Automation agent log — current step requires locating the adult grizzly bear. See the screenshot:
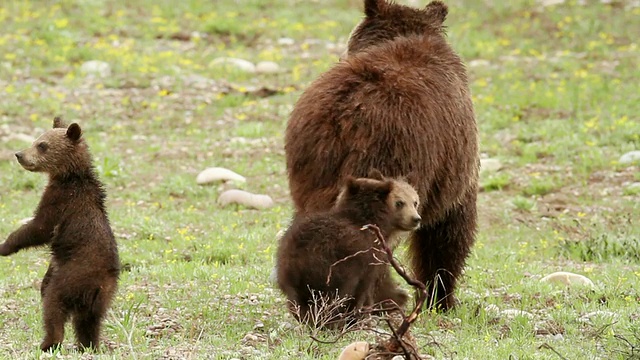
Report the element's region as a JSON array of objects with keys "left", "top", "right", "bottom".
[
  {"left": 277, "top": 171, "right": 421, "bottom": 327},
  {"left": 285, "top": 0, "right": 478, "bottom": 311},
  {"left": 0, "top": 117, "right": 120, "bottom": 351}
]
